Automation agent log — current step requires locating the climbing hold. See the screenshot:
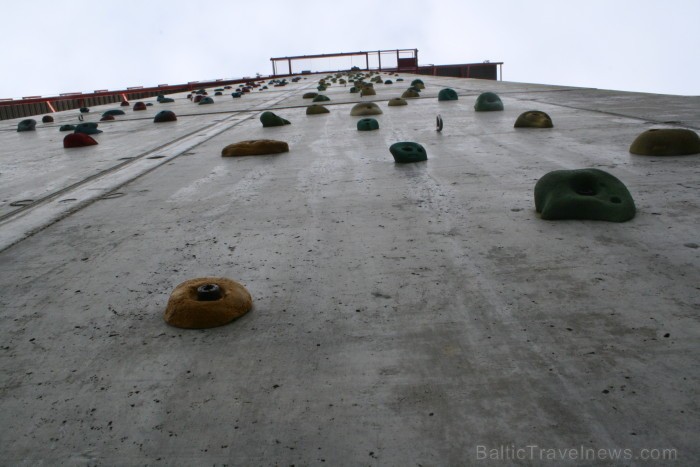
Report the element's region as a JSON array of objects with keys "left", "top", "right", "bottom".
[
  {"left": 59, "top": 124, "right": 76, "bottom": 132},
  {"left": 146, "top": 103, "right": 153, "bottom": 106},
  {"left": 401, "top": 89, "right": 420, "bottom": 99},
  {"left": 438, "top": 88, "right": 458, "bottom": 101},
  {"left": 534, "top": 168, "right": 635, "bottom": 222},
  {"left": 410, "top": 79, "right": 425, "bottom": 88},
  {"left": 474, "top": 92, "right": 504, "bottom": 111},
  {"left": 79, "top": 107, "right": 90, "bottom": 113},
  {"left": 63, "top": 132, "right": 98, "bottom": 148},
  {"left": 158, "top": 97, "right": 174, "bottom": 103},
  {"left": 154, "top": 110, "right": 177, "bottom": 123},
  {"left": 102, "top": 109, "right": 125, "bottom": 117},
  {"left": 133, "top": 102, "right": 147, "bottom": 111},
  {"left": 350, "top": 102, "right": 382, "bottom": 116},
  {"left": 349, "top": 87, "right": 359, "bottom": 93},
  {"left": 357, "top": 118, "right": 379, "bottom": 131},
  {"left": 214, "top": 88, "right": 224, "bottom": 92},
  {"left": 384, "top": 80, "right": 393, "bottom": 85},
  {"left": 42, "top": 115, "right": 54, "bottom": 123},
  {"left": 74, "top": 122, "right": 102, "bottom": 135},
  {"left": 100, "top": 115, "right": 115, "bottom": 121},
  {"left": 193, "top": 95, "right": 204, "bottom": 103},
  {"left": 306, "top": 105, "right": 330, "bottom": 115},
  {"left": 629, "top": 129, "right": 700, "bottom": 156},
  {"left": 17, "top": 119, "right": 37, "bottom": 132},
  {"left": 195, "top": 89, "right": 207, "bottom": 95},
  {"left": 390, "top": 142, "right": 427, "bottom": 163},
  {"left": 361, "top": 87, "right": 376, "bottom": 96},
  {"left": 215, "top": 91, "right": 223, "bottom": 96},
  {"left": 388, "top": 97, "right": 408, "bottom": 106},
  {"left": 407, "top": 86, "right": 422, "bottom": 93},
  {"left": 396, "top": 78, "right": 404, "bottom": 82},
  {"left": 221, "top": 139, "right": 289, "bottom": 156},
  {"left": 260, "top": 111, "right": 291, "bottom": 127},
  {"left": 514, "top": 110, "right": 553, "bottom": 128},
  {"left": 313, "top": 94, "right": 331, "bottom": 102},
  {"left": 231, "top": 92, "right": 242, "bottom": 98},
  {"left": 120, "top": 101, "right": 130, "bottom": 107},
  {"left": 436, "top": 115, "right": 443, "bottom": 132},
  {"left": 303, "top": 92, "right": 319, "bottom": 99},
  {"left": 198, "top": 97, "right": 214, "bottom": 105},
  {"left": 163, "top": 277, "right": 252, "bottom": 329},
  {"left": 317, "top": 85, "right": 327, "bottom": 91}
]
